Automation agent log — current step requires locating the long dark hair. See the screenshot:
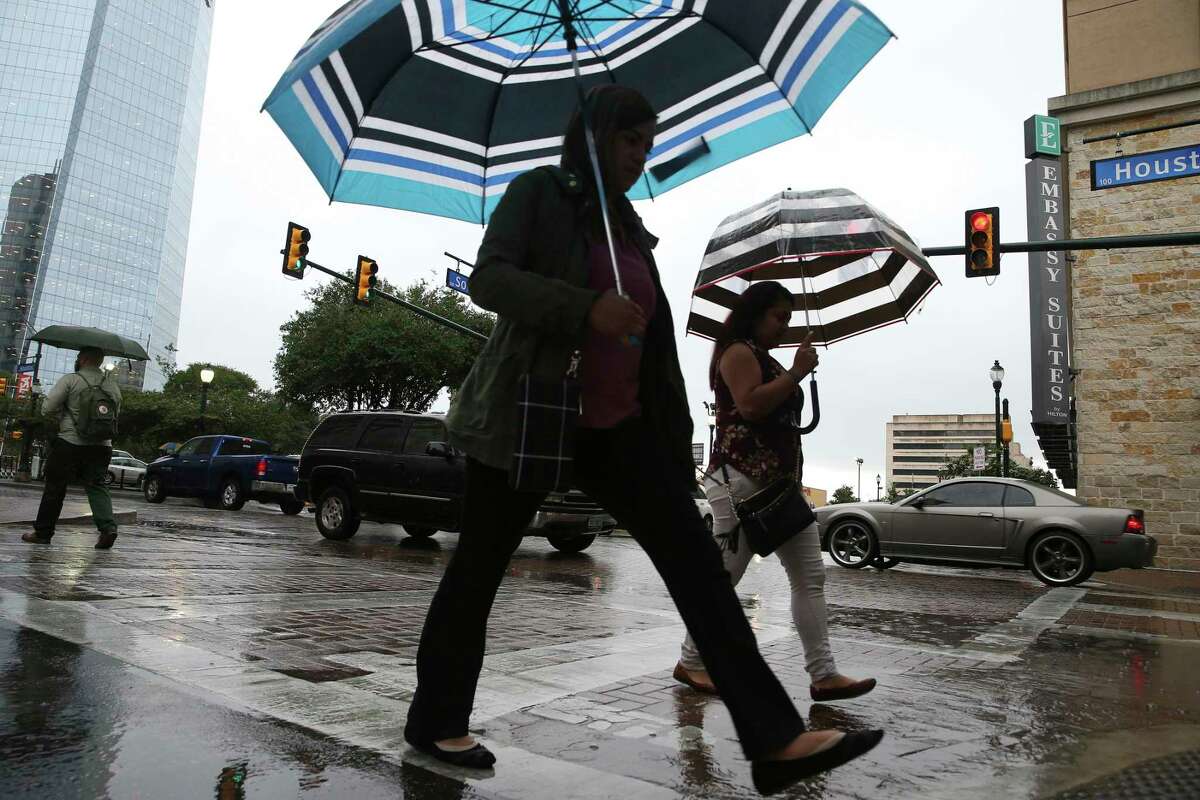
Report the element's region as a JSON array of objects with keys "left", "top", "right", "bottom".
[
  {"left": 561, "top": 85, "right": 655, "bottom": 238},
  {"left": 709, "top": 281, "right": 793, "bottom": 389}
]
